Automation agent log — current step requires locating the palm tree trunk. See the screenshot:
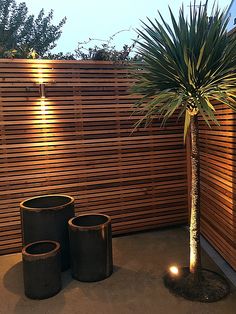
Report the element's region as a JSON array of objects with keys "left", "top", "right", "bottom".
[{"left": 189, "top": 114, "right": 201, "bottom": 280}]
